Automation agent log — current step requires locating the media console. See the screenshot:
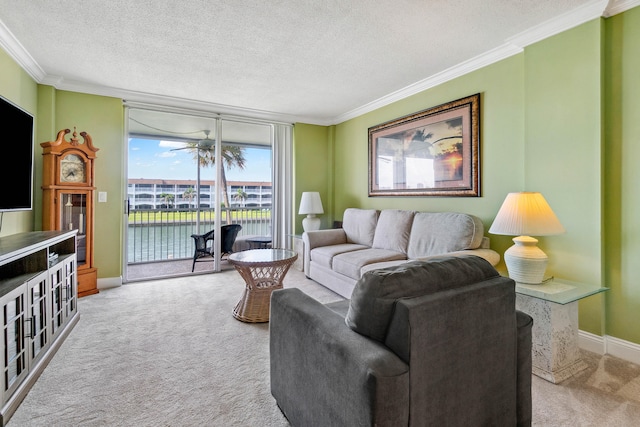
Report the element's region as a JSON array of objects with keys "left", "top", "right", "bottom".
[{"left": 0, "top": 230, "right": 79, "bottom": 425}]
